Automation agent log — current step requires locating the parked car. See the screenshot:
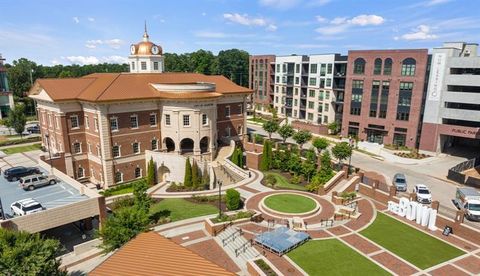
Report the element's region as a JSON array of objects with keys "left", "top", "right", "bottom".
[
  {"left": 392, "top": 173, "right": 408, "bottom": 192},
  {"left": 10, "top": 198, "right": 44, "bottom": 216},
  {"left": 414, "top": 184, "right": 432, "bottom": 204},
  {"left": 3, "top": 166, "right": 41, "bottom": 182},
  {"left": 454, "top": 187, "right": 480, "bottom": 222},
  {"left": 26, "top": 124, "right": 40, "bottom": 134},
  {"left": 19, "top": 174, "right": 57, "bottom": 191}
]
